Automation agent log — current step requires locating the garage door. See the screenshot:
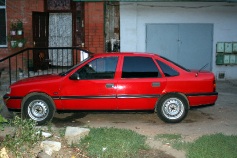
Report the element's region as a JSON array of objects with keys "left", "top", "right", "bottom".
[{"left": 146, "top": 24, "right": 213, "bottom": 70}]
